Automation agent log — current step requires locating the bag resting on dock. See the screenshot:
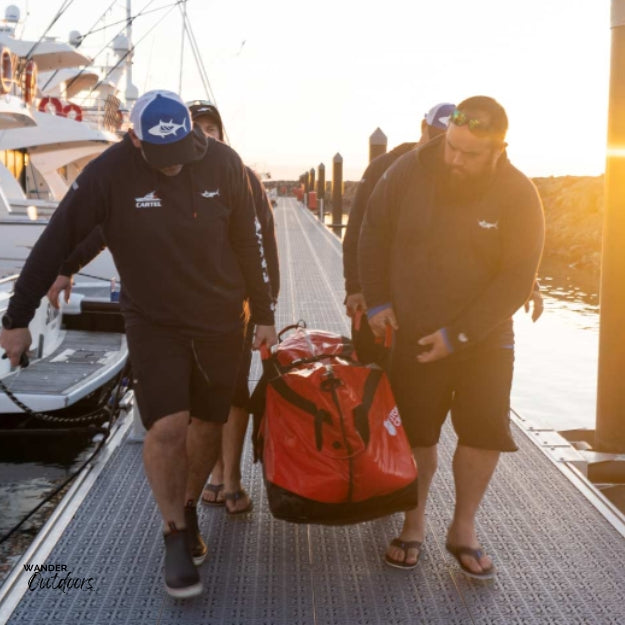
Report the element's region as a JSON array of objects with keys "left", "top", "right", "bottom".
[{"left": 250, "top": 323, "right": 418, "bottom": 525}]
